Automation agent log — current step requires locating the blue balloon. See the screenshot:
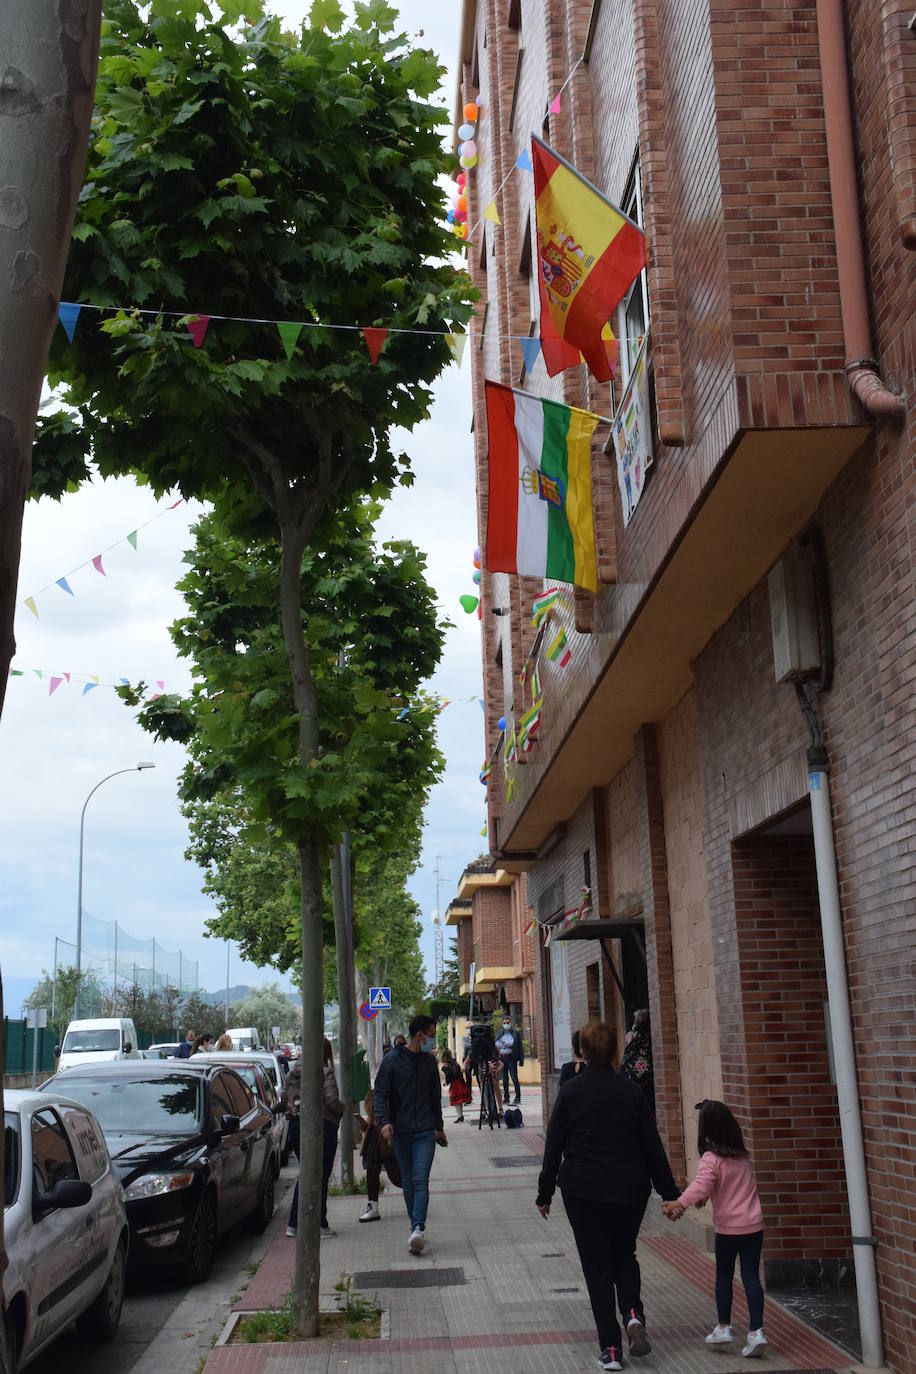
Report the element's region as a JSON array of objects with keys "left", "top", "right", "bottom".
[
  {"left": 446, "top": 209, "right": 454, "bottom": 224},
  {"left": 498, "top": 716, "right": 506, "bottom": 732}
]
